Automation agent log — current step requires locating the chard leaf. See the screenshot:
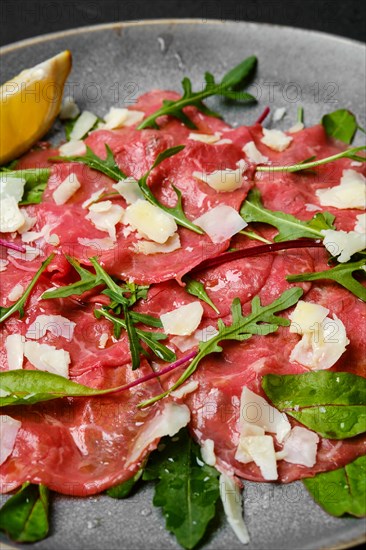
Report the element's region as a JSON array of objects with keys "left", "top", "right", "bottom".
[
  {"left": 0, "top": 483, "right": 49, "bottom": 543},
  {"left": 287, "top": 259, "right": 366, "bottom": 302},
  {"left": 137, "top": 56, "right": 257, "bottom": 130},
  {"left": 51, "top": 144, "right": 126, "bottom": 181},
  {"left": 262, "top": 371, "right": 366, "bottom": 439},
  {"left": 303, "top": 455, "right": 366, "bottom": 517},
  {"left": 182, "top": 275, "right": 220, "bottom": 313},
  {"left": 0, "top": 254, "right": 54, "bottom": 324},
  {"left": 143, "top": 429, "right": 220, "bottom": 550},
  {"left": 240, "top": 188, "right": 335, "bottom": 242},
  {"left": 106, "top": 469, "right": 144, "bottom": 499},
  {"left": 322, "top": 109, "right": 358, "bottom": 144},
  {"left": 139, "top": 287, "right": 303, "bottom": 408}
]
